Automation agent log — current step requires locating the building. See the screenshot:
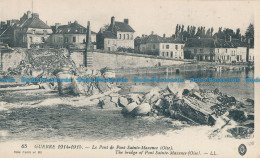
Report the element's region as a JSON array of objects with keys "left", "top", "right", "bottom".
[
  {"left": 215, "top": 38, "right": 248, "bottom": 63},
  {"left": 0, "top": 19, "right": 19, "bottom": 47},
  {"left": 0, "top": 11, "right": 52, "bottom": 48},
  {"left": 139, "top": 34, "right": 161, "bottom": 55},
  {"left": 249, "top": 48, "right": 254, "bottom": 62},
  {"left": 96, "top": 16, "right": 135, "bottom": 51},
  {"left": 184, "top": 38, "right": 215, "bottom": 61},
  {"left": 159, "top": 36, "right": 184, "bottom": 59},
  {"left": 138, "top": 33, "right": 184, "bottom": 59},
  {"left": 50, "top": 21, "right": 97, "bottom": 49}
]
